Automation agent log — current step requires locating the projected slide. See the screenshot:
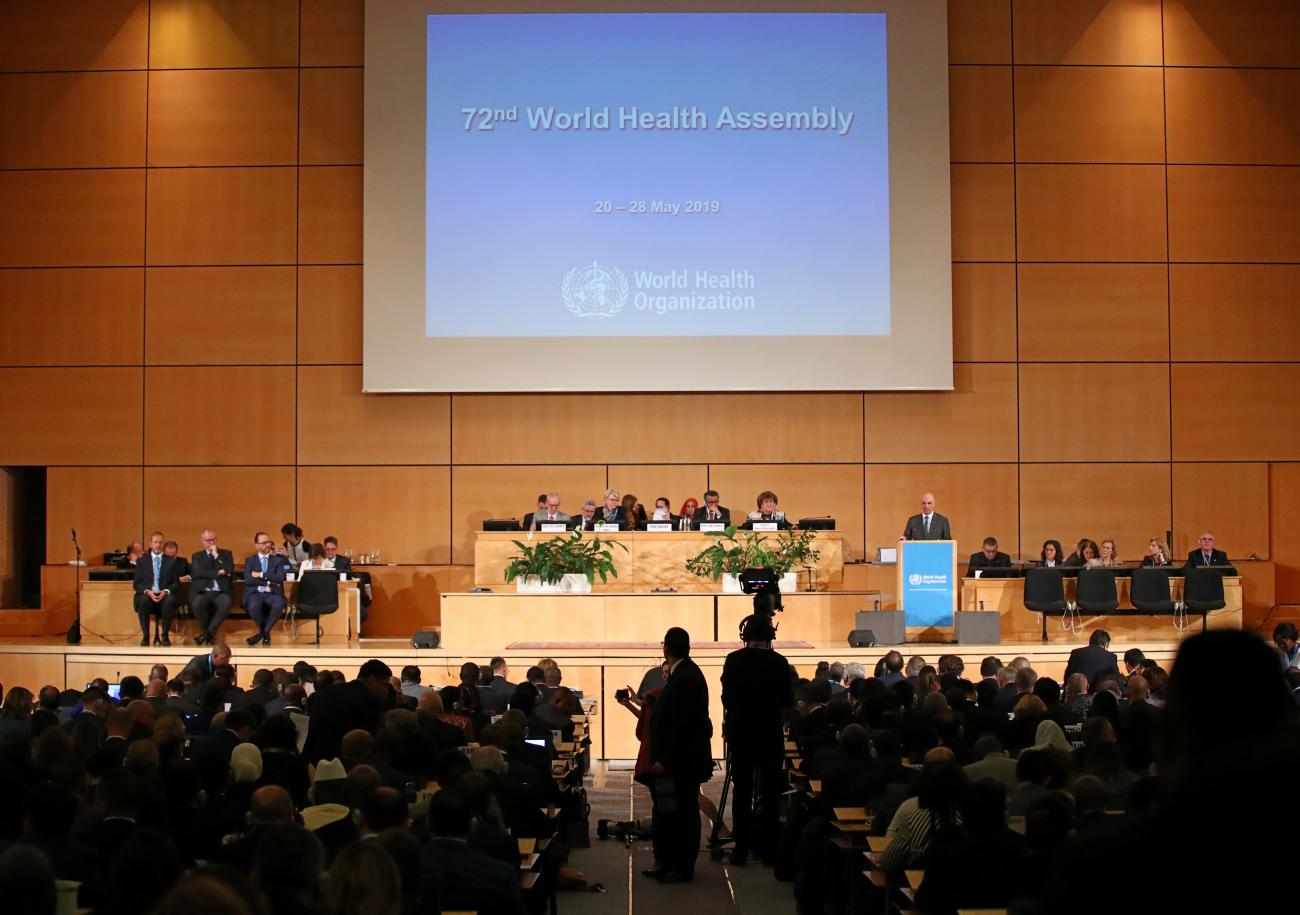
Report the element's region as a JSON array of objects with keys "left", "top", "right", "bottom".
[{"left": 425, "top": 13, "right": 889, "bottom": 338}]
